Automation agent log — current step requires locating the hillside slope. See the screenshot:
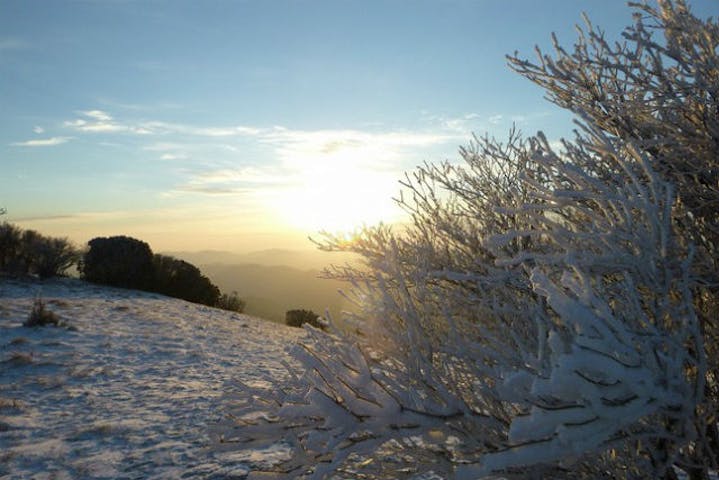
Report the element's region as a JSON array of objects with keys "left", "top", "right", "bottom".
[{"left": 0, "top": 277, "right": 300, "bottom": 479}]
